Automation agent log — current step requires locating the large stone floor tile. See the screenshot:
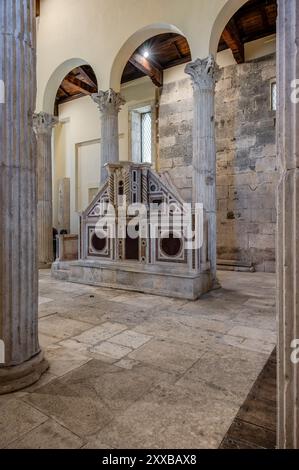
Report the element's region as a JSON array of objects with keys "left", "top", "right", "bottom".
[
  {"left": 39, "top": 314, "right": 92, "bottom": 340},
  {"left": 72, "top": 322, "right": 127, "bottom": 346},
  {"left": 109, "top": 330, "right": 152, "bottom": 349},
  {"left": 128, "top": 338, "right": 205, "bottom": 373},
  {"left": 8, "top": 419, "right": 83, "bottom": 449},
  {"left": 0, "top": 399, "right": 48, "bottom": 448},
  {"left": 23, "top": 360, "right": 176, "bottom": 438},
  {"left": 134, "top": 316, "right": 220, "bottom": 348},
  {"left": 90, "top": 341, "right": 132, "bottom": 360},
  {"left": 58, "top": 306, "right": 107, "bottom": 326},
  {"left": 234, "top": 310, "right": 276, "bottom": 331},
  {"left": 93, "top": 381, "right": 240, "bottom": 449},
  {"left": 39, "top": 332, "right": 59, "bottom": 348},
  {"left": 177, "top": 343, "right": 269, "bottom": 401},
  {"left": 227, "top": 325, "right": 276, "bottom": 344},
  {"left": 46, "top": 346, "right": 92, "bottom": 377}
]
